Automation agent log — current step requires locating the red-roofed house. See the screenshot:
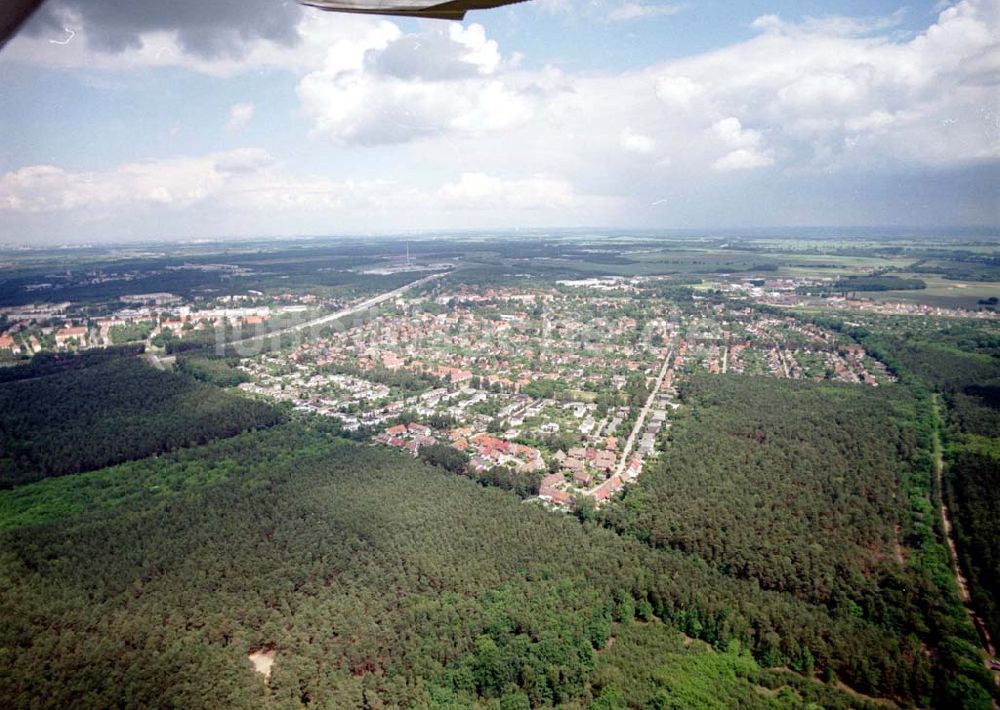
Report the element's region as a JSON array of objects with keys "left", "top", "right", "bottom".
[
  {"left": 55, "top": 326, "right": 88, "bottom": 347},
  {"left": 382, "top": 352, "right": 405, "bottom": 370},
  {"left": 407, "top": 423, "right": 432, "bottom": 437},
  {"left": 538, "top": 473, "right": 564, "bottom": 501},
  {"left": 434, "top": 365, "right": 472, "bottom": 382},
  {"left": 0, "top": 331, "right": 19, "bottom": 354}
]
